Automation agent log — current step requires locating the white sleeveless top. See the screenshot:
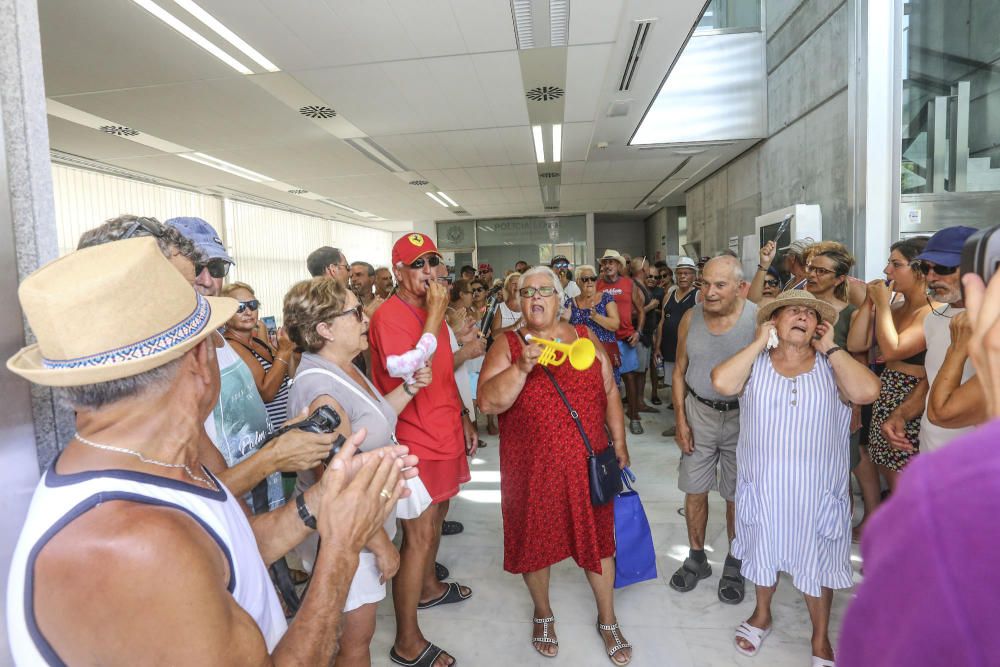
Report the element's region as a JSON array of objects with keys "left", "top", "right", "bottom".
[{"left": 7, "top": 455, "right": 287, "bottom": 664}]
